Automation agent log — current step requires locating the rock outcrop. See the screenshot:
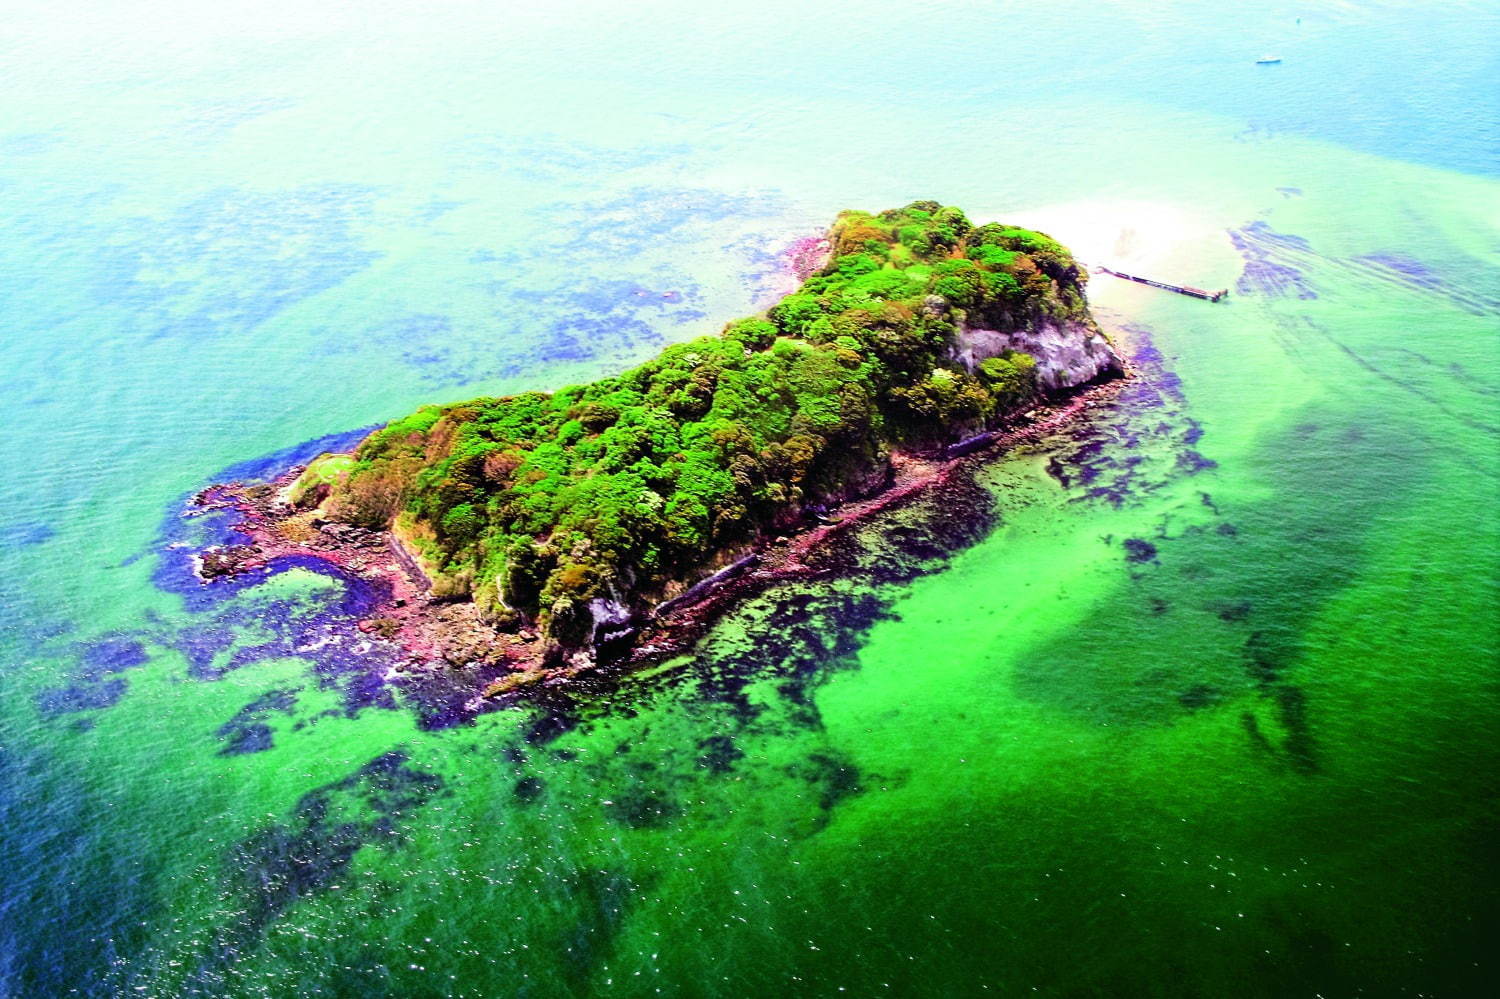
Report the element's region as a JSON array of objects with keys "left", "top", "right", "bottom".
[{"left": 953, "top": 319, "right": 1122, "bottom": 392}]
